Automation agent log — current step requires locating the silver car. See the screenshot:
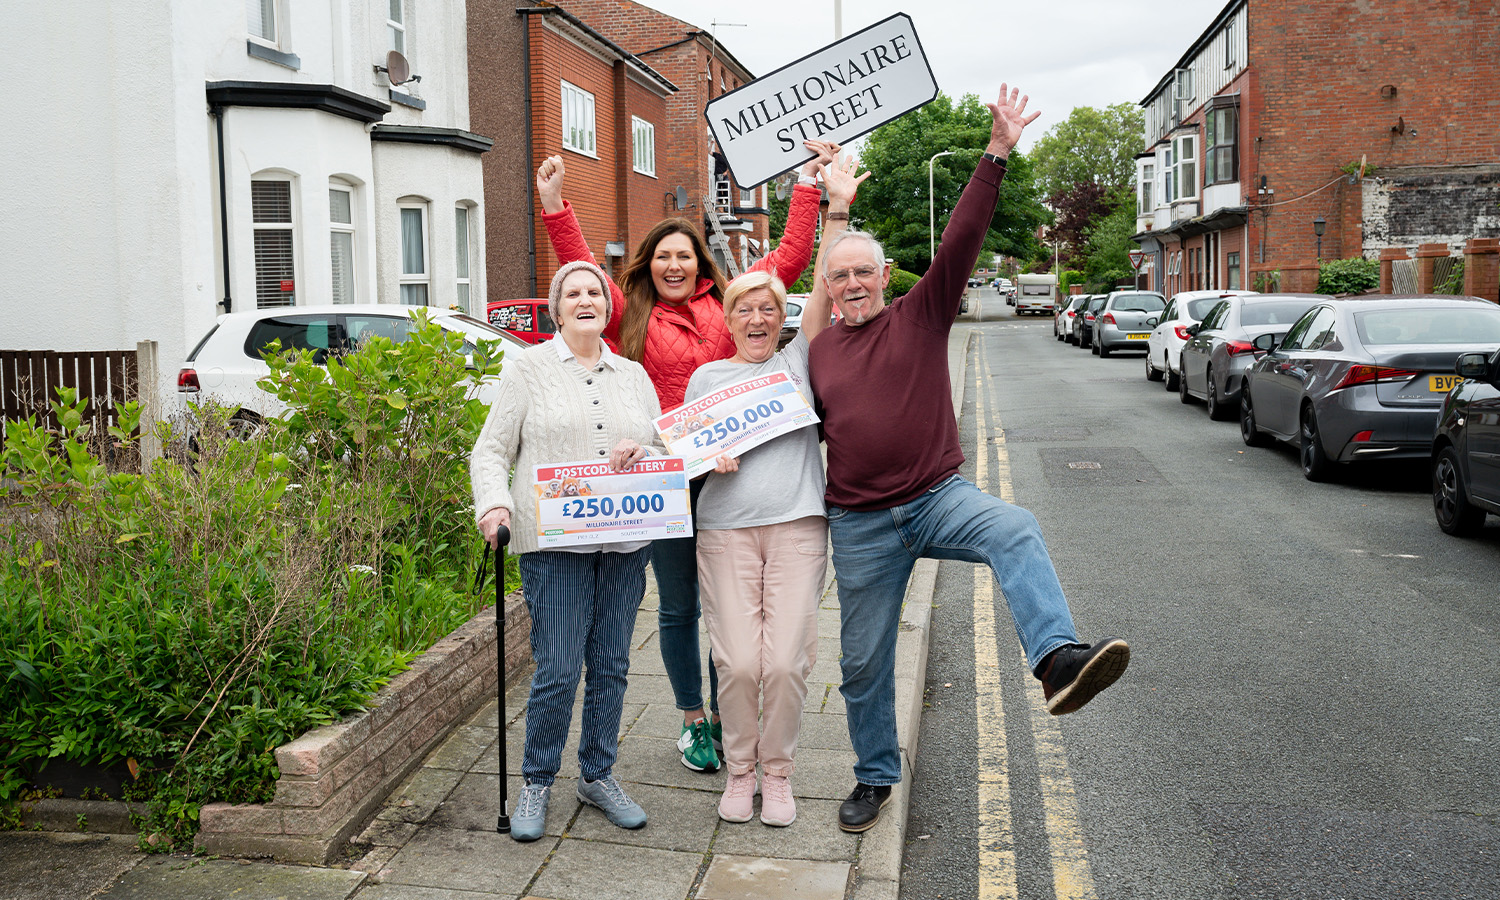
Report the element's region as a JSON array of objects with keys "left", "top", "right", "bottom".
[
  {"left": 1240, "top": 295, "right": 1500, "bottom": 481},
  {"left": 1178, "top": 293, "right": 1327, "bottom": 420},
  {"left": 1092, "top": 291, "right": 1165, "bottom": 357}
]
